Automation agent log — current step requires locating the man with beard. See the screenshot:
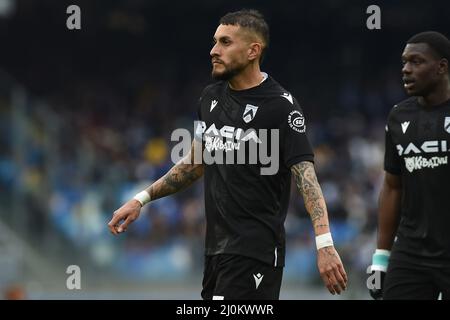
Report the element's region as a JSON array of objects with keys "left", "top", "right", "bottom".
[
  {"left": 108, "top": 9, "right": 347, "bottom": 300},
  {"left": 370, "top": 31, "right": 450, "bottom": 300}
]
